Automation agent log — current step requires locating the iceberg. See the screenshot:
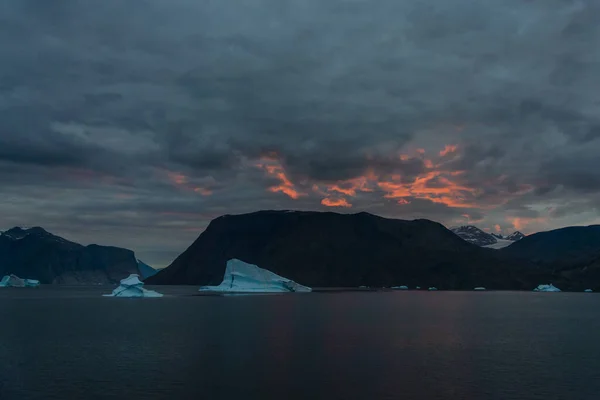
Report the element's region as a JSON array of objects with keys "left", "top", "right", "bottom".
[
  {"left": 428, "top": 287, "right": 438, "bottom": 291},
  {"left": 474, "top": 287, "right": 486, "bottom": 291},
  {"left": 104, "top": 274, "right": 163, "bottom": 297},
  {"left": 24, "top": 279, "right": 40, "bottom": 287},
  {"left": 584, "top": 289, "right": 593, "bottom": 292},
  {"left": 533, "top": 284, "right": 561, "bottom": 292},
  {"left": 392, "top": 285, "right": 409, "bottom": 290},
  {"left": 199, "top": 259, "right": 312, "bottom": 293},
  {"left": 416, "top": 286, "right": 421, "bottom": 289},
  {"left": 0, "top": 274, "right": 39, "bottom": 287}
]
